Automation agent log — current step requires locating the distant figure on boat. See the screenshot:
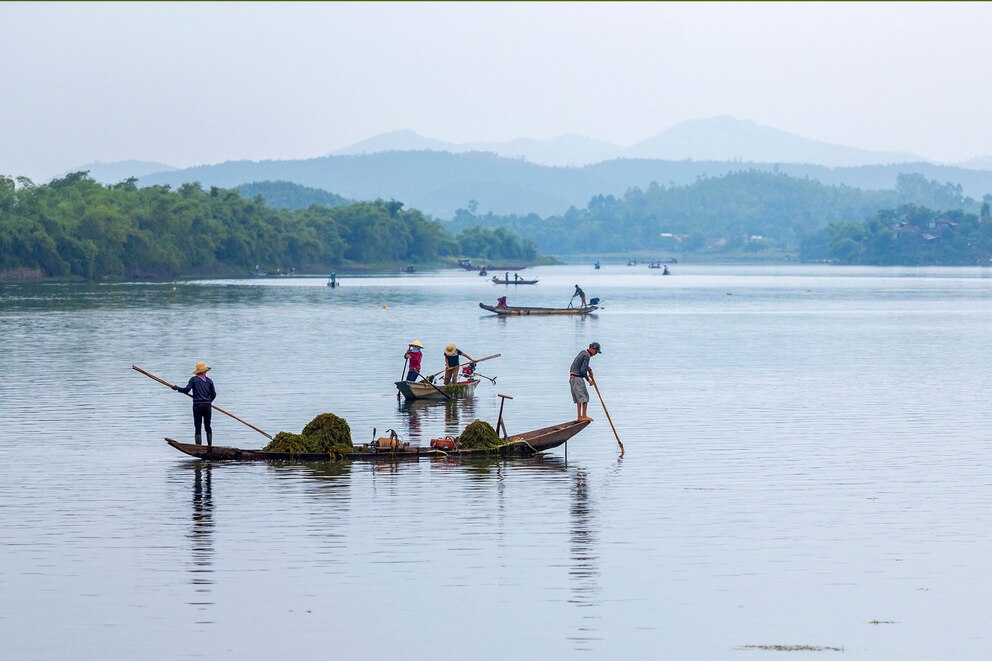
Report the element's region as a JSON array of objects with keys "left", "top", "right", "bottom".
[
  {"left": 404, "top": 340, "right": 424, "bottom": 381},
  {"left": 505, "top": 272, "right": 510, "bottom": 283},
  {"left": 662, "top": 265, "right": 670, "bottom": 275},
  {"left": 479, "top": 268, "right": 488, "bottom": 276},
  {"left": 514, "top": 273, "right": 521, "bottom": 283},
  {"left": 172, "top": 361, "right": 217, "bottom": 447},
  {"left": 497, "top": 295, "right": 508, "bottom": 308},
  {"left": 443, "top": 343, "right": 476, "bottom": 386},
  {"left": 569, "top": 342, "right": 601, "bottom": 422},
  {"left": 404, "top": 265, "right": 415, "bottom": 273},
  {"left": 572, "top": 284, "right": 587, "bottom": 307},
  {"left": 594, "top": 261, "right": 601, "bottom": 270},
  {"left": 327, "top": 272, "right": 337, "bottom": 287}
]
